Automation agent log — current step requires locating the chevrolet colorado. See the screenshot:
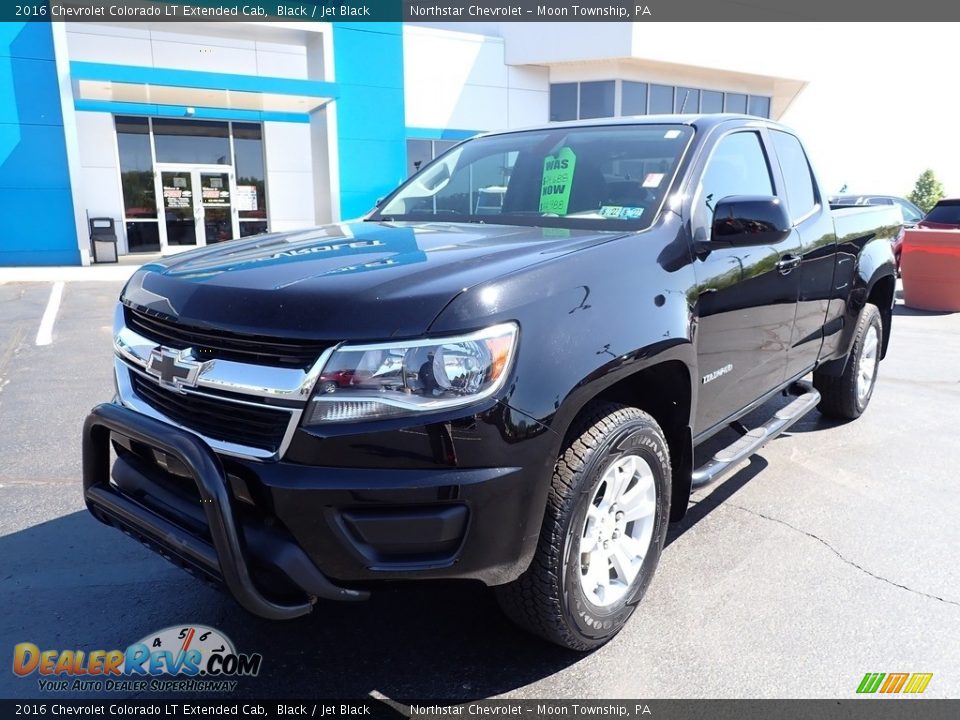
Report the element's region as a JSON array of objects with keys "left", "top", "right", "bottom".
[{"left": 83, "top": 115, "right": 900, "bottom": 650}]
